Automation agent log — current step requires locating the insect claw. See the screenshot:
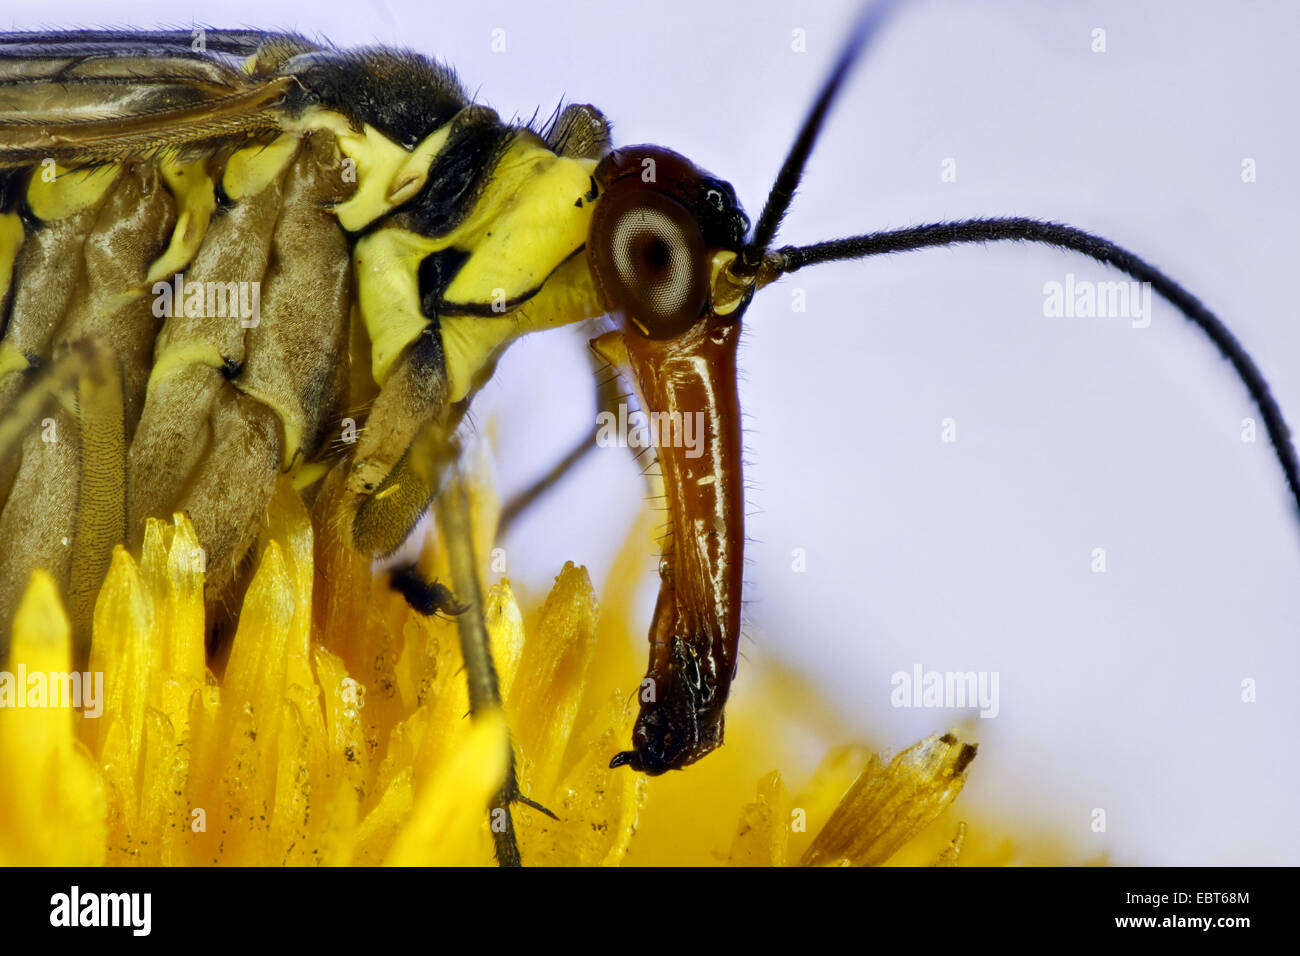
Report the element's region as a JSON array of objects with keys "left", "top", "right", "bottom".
[
  {"left": 512, "top": 791, "right": 560, "bottom": 821},
  {"left": 608, "top": 751, "right": 638, "bottom": 770},
  {"left": 388, "top": 564, "right": 468, "bottom": 619}
]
